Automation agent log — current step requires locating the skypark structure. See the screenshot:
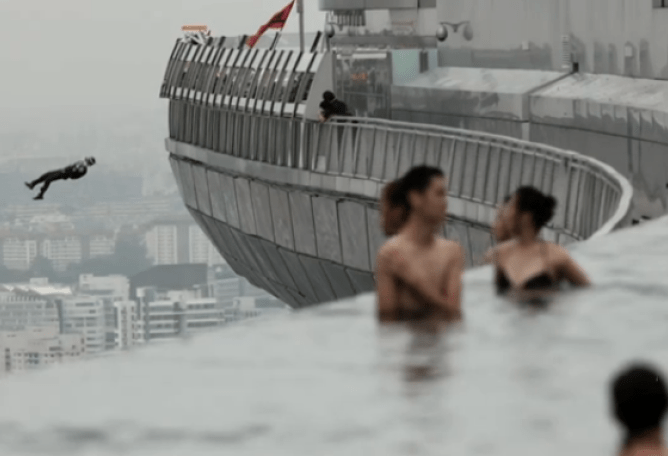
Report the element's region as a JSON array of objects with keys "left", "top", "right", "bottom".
[{"left": 159, "top": 1, "right": 640, "bottom": 308}]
